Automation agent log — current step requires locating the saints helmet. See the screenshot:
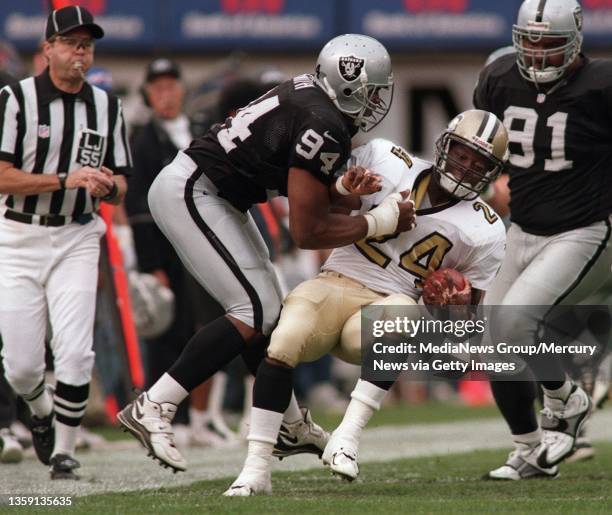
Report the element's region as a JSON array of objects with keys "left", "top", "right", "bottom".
[
  {"left": 315, "top": 34, "right": 393, "bottom": 132},
  {"left": 434, "top": 110, "right": 509, "bottom": 201},
  {"left": 512, "top": 0, "right": 583, "bottom": 84}
]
